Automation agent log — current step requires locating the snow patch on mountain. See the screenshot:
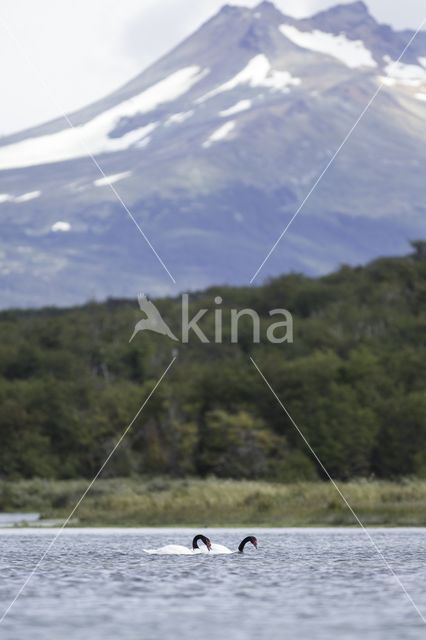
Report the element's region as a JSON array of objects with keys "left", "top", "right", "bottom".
[
  {"left": 220, "top": 100, "right": 252, "bottom": 117},
  {"left": 165, "top": 111, "right": 194, "bottom": 125},
  {"left": 202, "top": 121, "right": 236, "bottom": 148},
  {"left": 198, "top": 55, "right": 300, "bottom": 103},
  {"left": 94, "top": 171, "right": 132, "bottom": 187},
  {"left": 14, "top": 191, "right": 41, "bottom": 202},
  {"left": 415, "top": 92, "right": 426, "bottom": 102},
  {"left": 51, "top": 221, "right": 71, "bottom": 232},
  {"left": 279, "top": 24, "right": 377, "bottom": 69},
  {"left": 0, "top": 191, "right": 41, "bottom": 203},
  {"left": 135, "top": 135, "right": 153, "bottom": 149},
  {"left": 382, "top": 57, "right": 426, "bottom": 87},
  {"left": 0, "top": 67, "right": 206, "bottom": 170}
]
